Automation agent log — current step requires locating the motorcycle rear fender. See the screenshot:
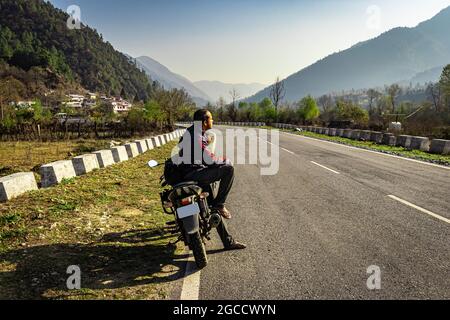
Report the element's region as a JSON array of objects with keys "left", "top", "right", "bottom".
[{"left": 181, "top": 214, "right": 200, "bottom": 234}]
